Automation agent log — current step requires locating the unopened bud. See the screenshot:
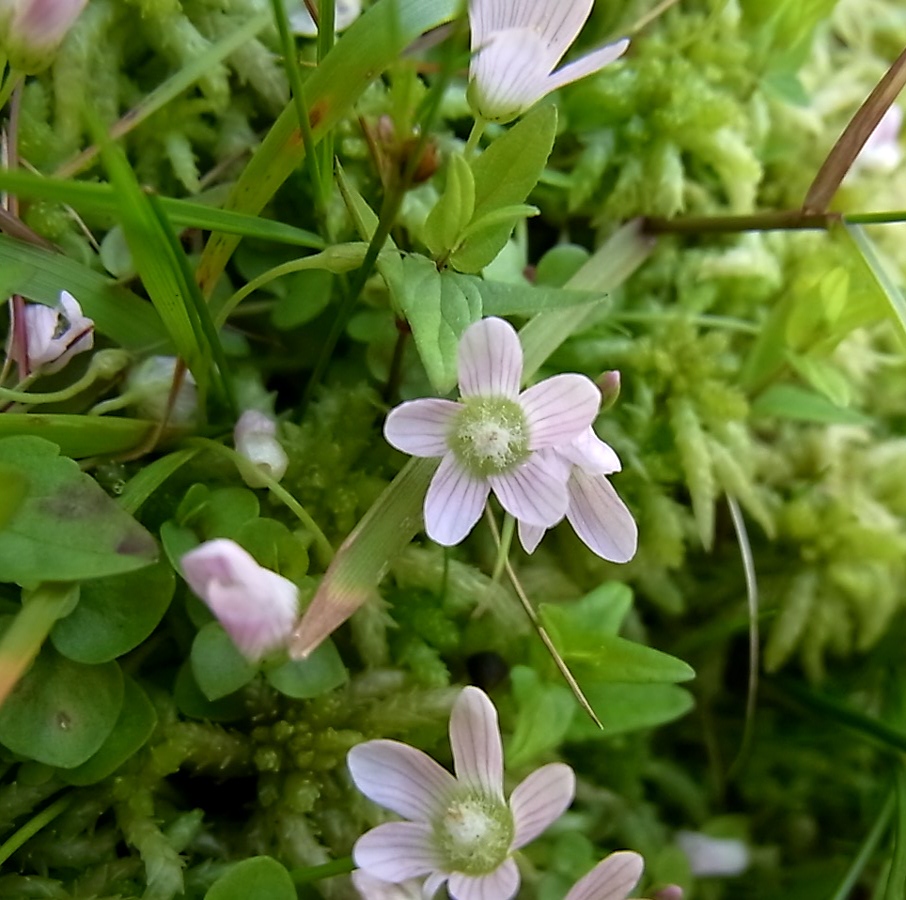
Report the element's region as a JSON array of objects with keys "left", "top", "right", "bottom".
[
  {"left": 651, "top": 886, "right": 685, "bottom": 900},
  {"left": 88, "top": 349, "right": 131, "bottom": 380},
  {"left": 234, "top": 410, "right": 289, "bottom": 489},
  {"left": 127, "top": 356, "right": 197, "bottom": 425},
  {"left": 596, "top": 370, "right": 621, "bottom": 410},
  {"left": 1, "top": 0, "right": 88, "bottom": 74}
]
